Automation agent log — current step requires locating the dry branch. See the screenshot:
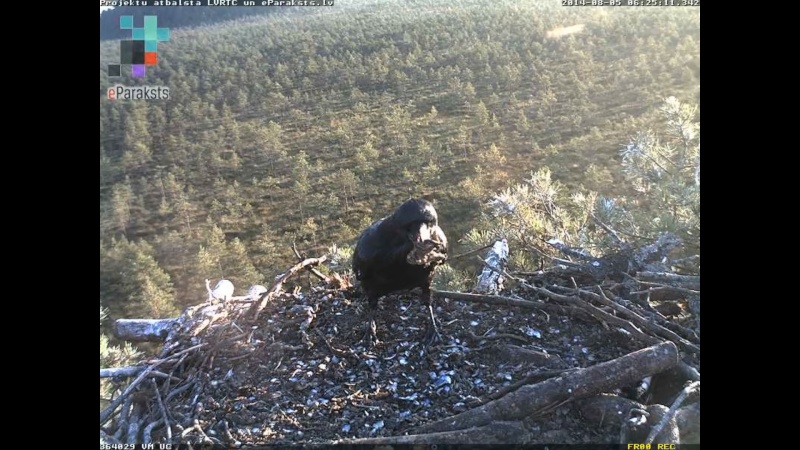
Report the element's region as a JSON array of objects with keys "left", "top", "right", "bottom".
[
  {"left": 449, "top": 242, "right": 494, "bottom": 260},
  {"left": 151, "top": 378, "right": 172, "bottom": 442},
  {"left": 583, "top": 286, "right": 700, "bottom": 354},
  {"left": 292, "top": 241, "right": 330, "bottom": 283},
  {"left": 522, "top": 282, "right": 661, "bottom": 344},
  {"left": 338, "top": 420, "right": 531, "bottom": 445},
  {"left": 100, "top": 366, "right": 145, "bottom": 378},
  {"left": 410, "top": 342, "right": 678, "bottom": 435},
  {"left": 634, "top": 280, "right": 699, "bottom": 295},
  {"left": 249, "top": 255, "right": 327, "bottom": 320},
  {"left": 100, "top": 366, "right": 179, "bottom": 382},
  {"left": 100, "top": 343, "right": 207, "bottom": 427},
  {"left": 522, "top": 282, "right": 700, "bottom": 356},
  {"left": 471, "top": 369, "right": 577, "bottom": 407},
  {"left": 638, "top": 271, "right": 700, "bottom": 286},
  {"left": 434, "top": 290, "right": 543, "bottom": 309}
]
